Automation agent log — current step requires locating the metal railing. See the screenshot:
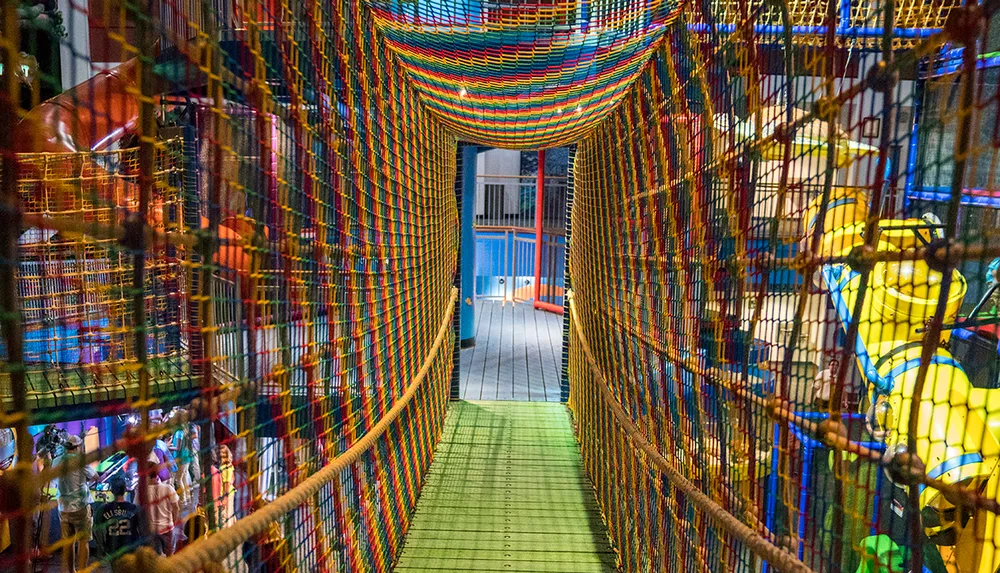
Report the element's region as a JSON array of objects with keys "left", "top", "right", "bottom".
[
  {"left": 473, "top": 226, "right": 566, "bottom": 304},
  {"left": 473, "top": 228, "right": 536, "bottom": 301},
  {"left": 474, "top": 174, "right": 567, "bottom": 231},
  {"left": 473, "top": 174, "right": 568, "bottom": 305}
]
